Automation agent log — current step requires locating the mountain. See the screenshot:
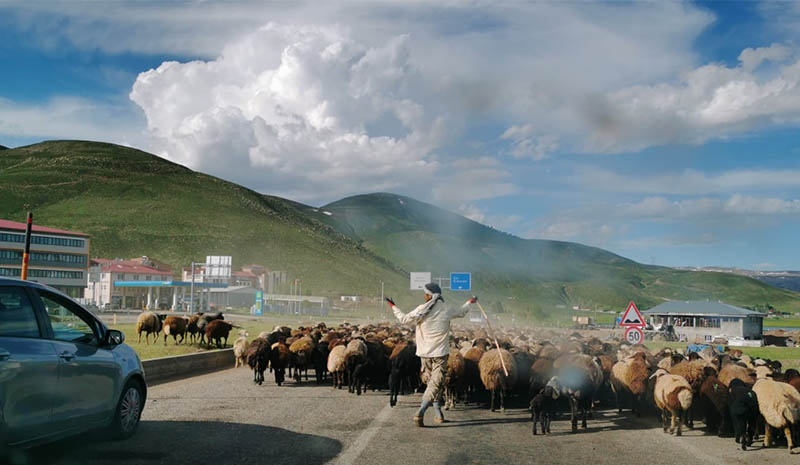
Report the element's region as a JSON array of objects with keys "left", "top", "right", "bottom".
[
  {"left": 678, "top": 267, "right": 800, "bottom": 293},
  {"left": 321, "top": 193, "right": 800, "bottom": 312},
  {"left": 0, "top": 145, "right": 7, "bottom": 150},
  {"left": 0, "top": 141, "right": 406, "bottom": 296},
  {"left": 1, "top": 140, "right": 799, "bottom": 313}
]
